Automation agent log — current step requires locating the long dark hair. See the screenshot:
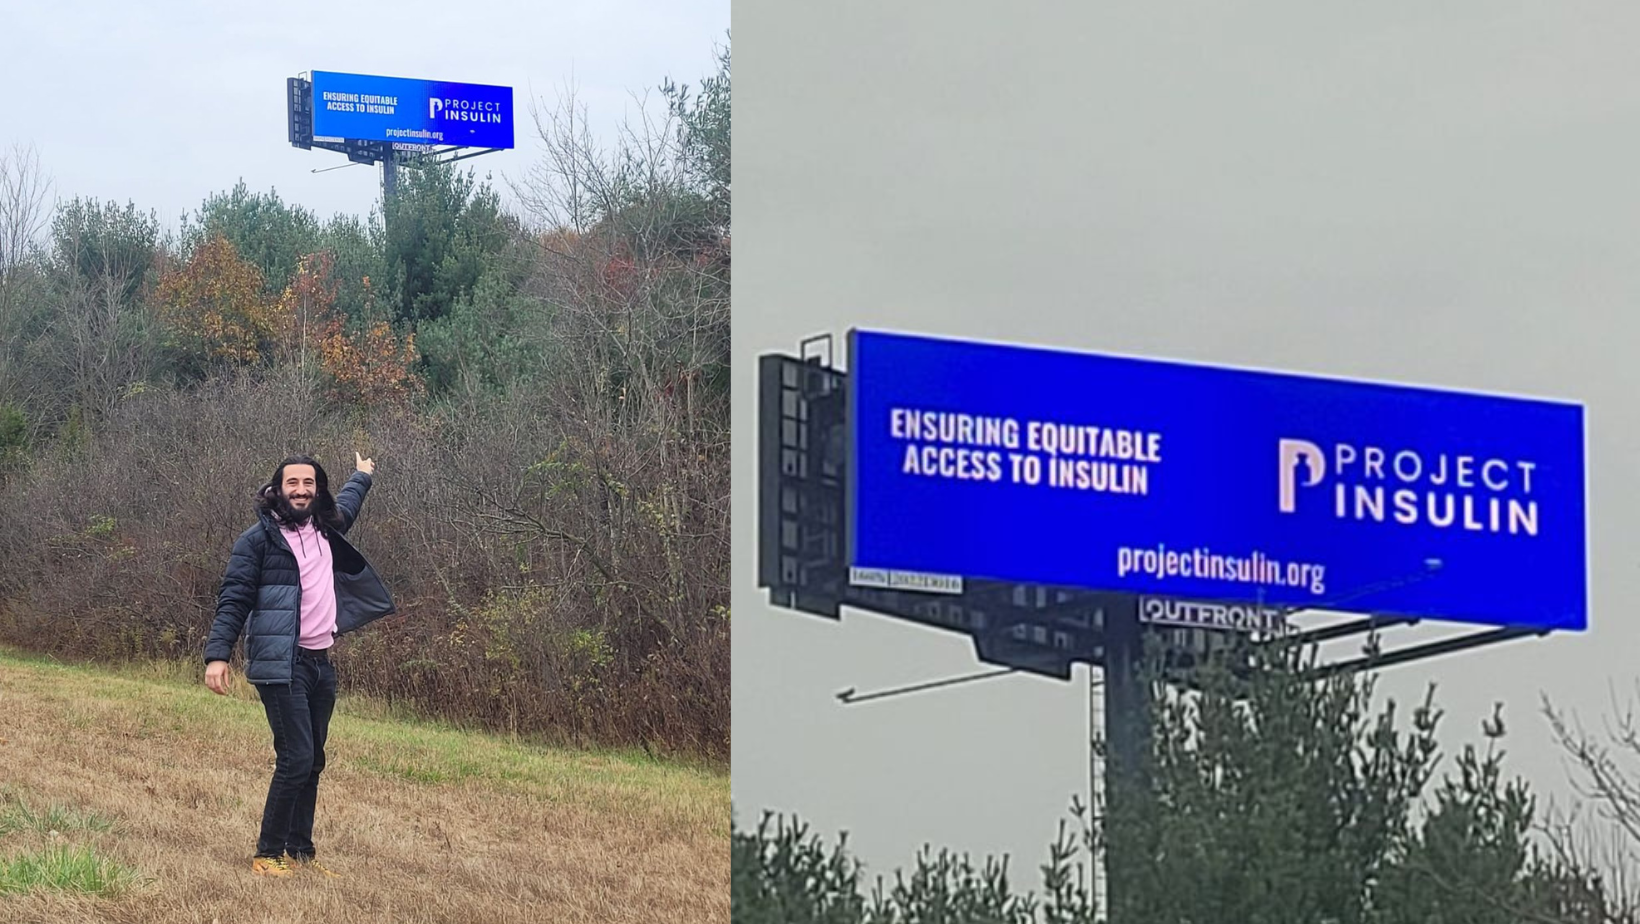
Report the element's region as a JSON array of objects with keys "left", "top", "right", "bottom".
[{"left": 258, "top": 454, "right": 345, "bottom": 534}]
